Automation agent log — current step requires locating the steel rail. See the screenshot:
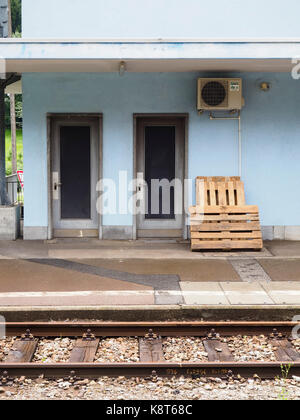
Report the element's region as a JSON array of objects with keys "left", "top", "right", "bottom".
[
  {"left": 2, "top": 321, "right": 298, "bottom": 338},
  {"left": 1, "top": 362, "right": 299, "bottom": 380}
]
